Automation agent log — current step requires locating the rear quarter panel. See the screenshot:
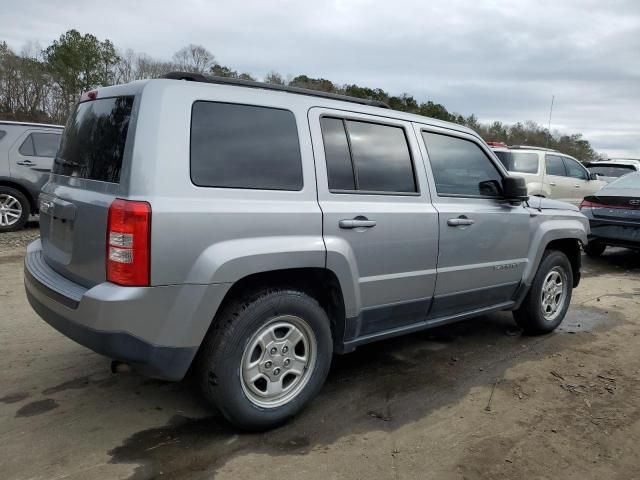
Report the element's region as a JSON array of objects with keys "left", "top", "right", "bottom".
[{"left": 129, "top": 81, "right": 325, "bottom": 287}]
